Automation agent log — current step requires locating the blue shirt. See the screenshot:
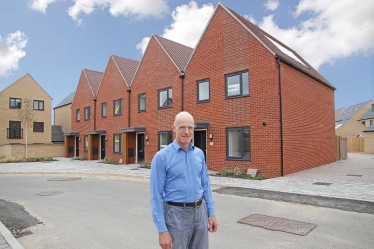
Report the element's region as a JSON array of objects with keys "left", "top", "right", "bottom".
[{"left": 150, "top": 140, "right": 215, "bottom": 233}]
